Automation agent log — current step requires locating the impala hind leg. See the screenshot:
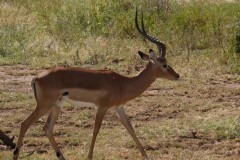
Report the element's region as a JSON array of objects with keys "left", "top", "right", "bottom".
[
  {"left": 43, "top": 105, "right": 65, "bottom": 160},
  {"left": 87, "top": 107, "right": 108, "bottom": 160},
  {"left": 115, "top": 106, "right": 151, "bottom": 160},
  {"left": 13, "top": 104, "right": 52, "bottom": 160}
]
